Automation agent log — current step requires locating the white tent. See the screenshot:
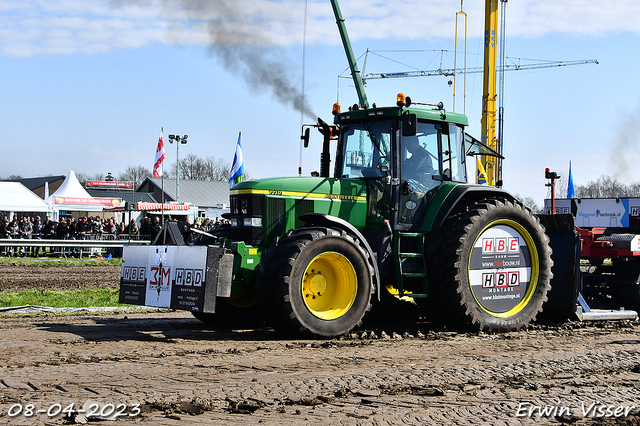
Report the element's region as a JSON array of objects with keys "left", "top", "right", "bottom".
[
  {"left": 0, "top": 182, "right": 52, "bottom": 216},
  {"left": 45, "top": 170, "right": 123, "bottom": 218}
]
